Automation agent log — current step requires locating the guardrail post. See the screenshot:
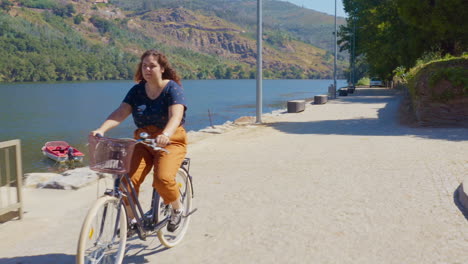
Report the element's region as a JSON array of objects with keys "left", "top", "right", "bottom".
[{"left": 0, "top": 139, "right": 23, "bottom": 221}]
